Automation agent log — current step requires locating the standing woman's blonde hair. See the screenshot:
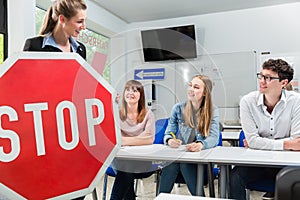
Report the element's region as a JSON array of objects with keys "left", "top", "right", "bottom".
[
  {"left": 39, "top": 0, "right": 87, "bottom": 35},
  {"left": 119, "top": 80, "right": 147, "bottom": 123},
  {"left": 183, "top": 75, "right": 213, "bottom": 137}
]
